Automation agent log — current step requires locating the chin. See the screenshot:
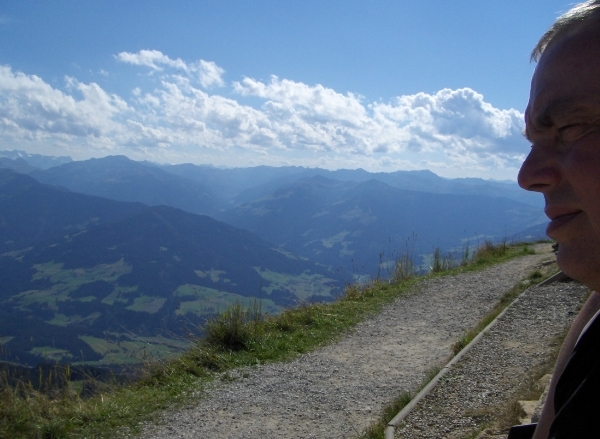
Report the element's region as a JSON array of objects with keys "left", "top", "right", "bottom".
[{"left": 557, "top": 244, "right": 600, "bottom": 291}]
